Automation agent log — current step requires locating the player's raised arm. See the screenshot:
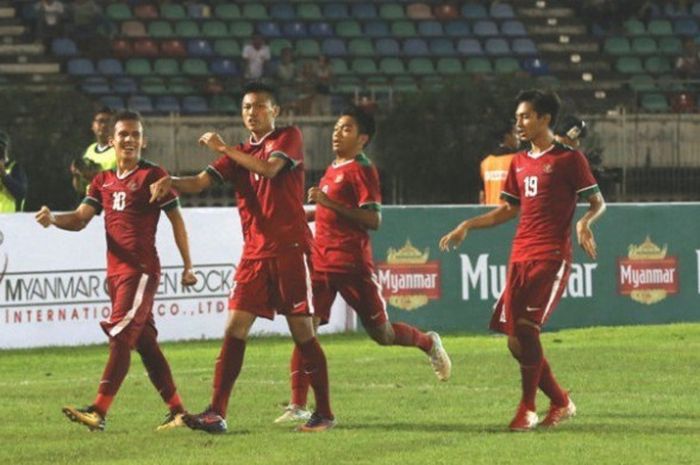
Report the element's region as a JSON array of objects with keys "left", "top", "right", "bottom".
[
  {"left": 199, "top": 131, "right": 288, "bottom": 179},
  {"left": 576, "top": 192, "right": 606, "bottom": 260},
  {"left": 439, "top": 203, "right": 519, "bottom": 252},
  {"left": 164, "top": 206, "right": 198, "bottom": 286},
  {"left": 35, "top": 203, "right": 97, "bottom": 231},
  {"left": 149, "top": 171, "right": 214, "bottom": 203},
  {"left": 308, "top": 186, "right": 380, "bottom": 230}
]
